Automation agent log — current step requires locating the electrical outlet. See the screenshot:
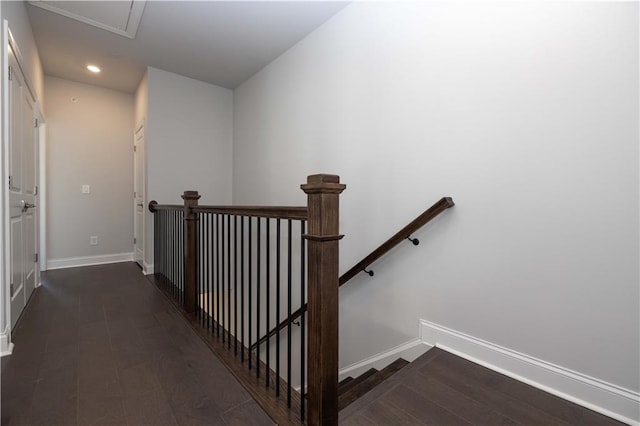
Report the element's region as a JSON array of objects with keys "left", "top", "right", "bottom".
[
  {"left": 82, "top": 185, "right": 90, "bottom": 194},
  {"left": 90, "top": 236, "right": 98, "bottom": 246}
]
